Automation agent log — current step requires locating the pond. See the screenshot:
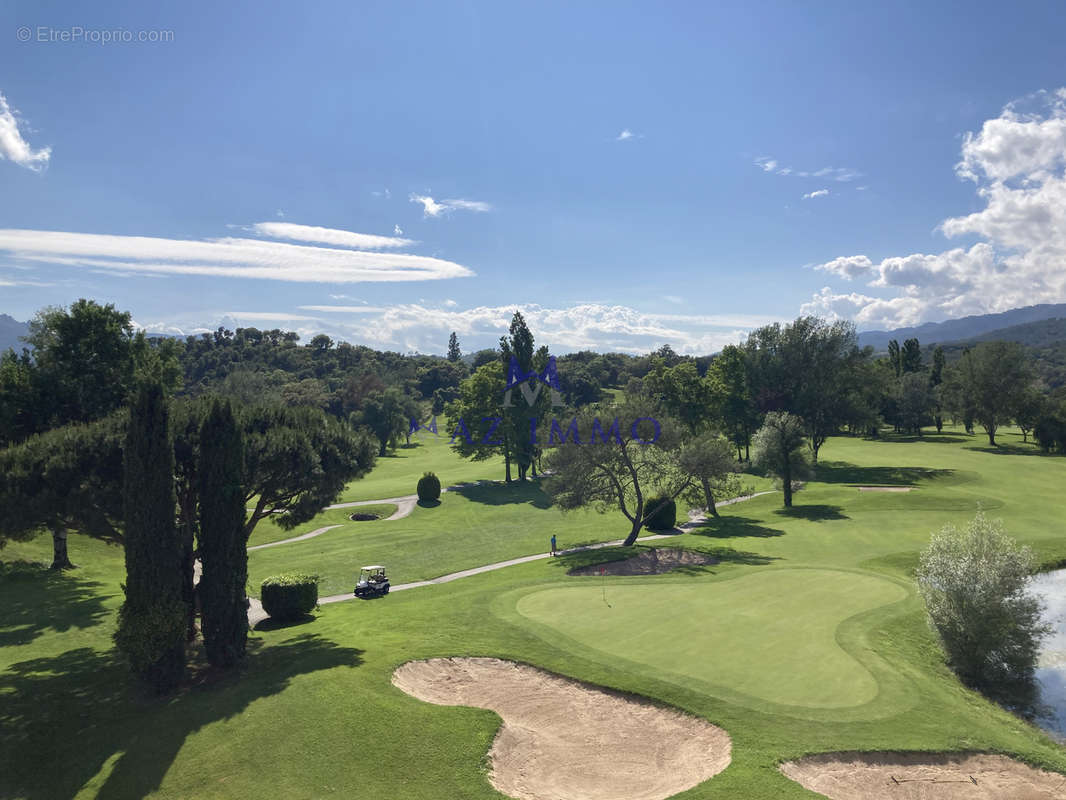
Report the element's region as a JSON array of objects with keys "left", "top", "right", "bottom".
[{"left": 1031, "top": 568, "right": 1066, "bottom": 741}]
